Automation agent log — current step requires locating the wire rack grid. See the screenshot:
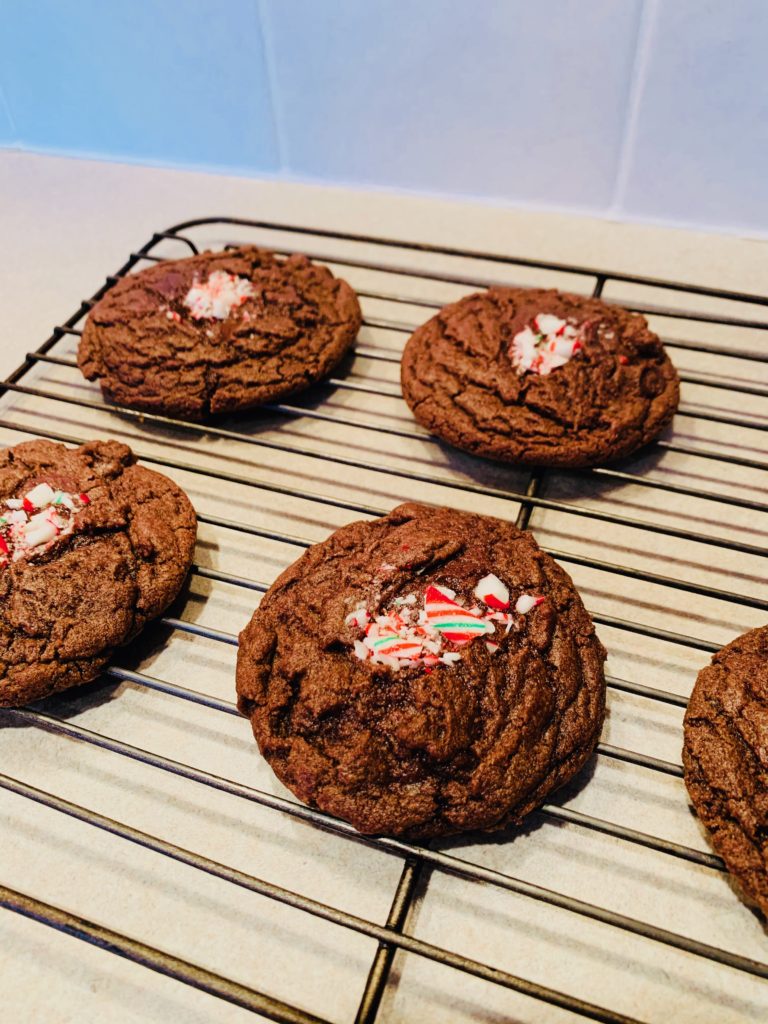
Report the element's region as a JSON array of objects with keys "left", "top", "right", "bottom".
[{"left": 0, "top": 216, "right": 767, "bottom": 1024}]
